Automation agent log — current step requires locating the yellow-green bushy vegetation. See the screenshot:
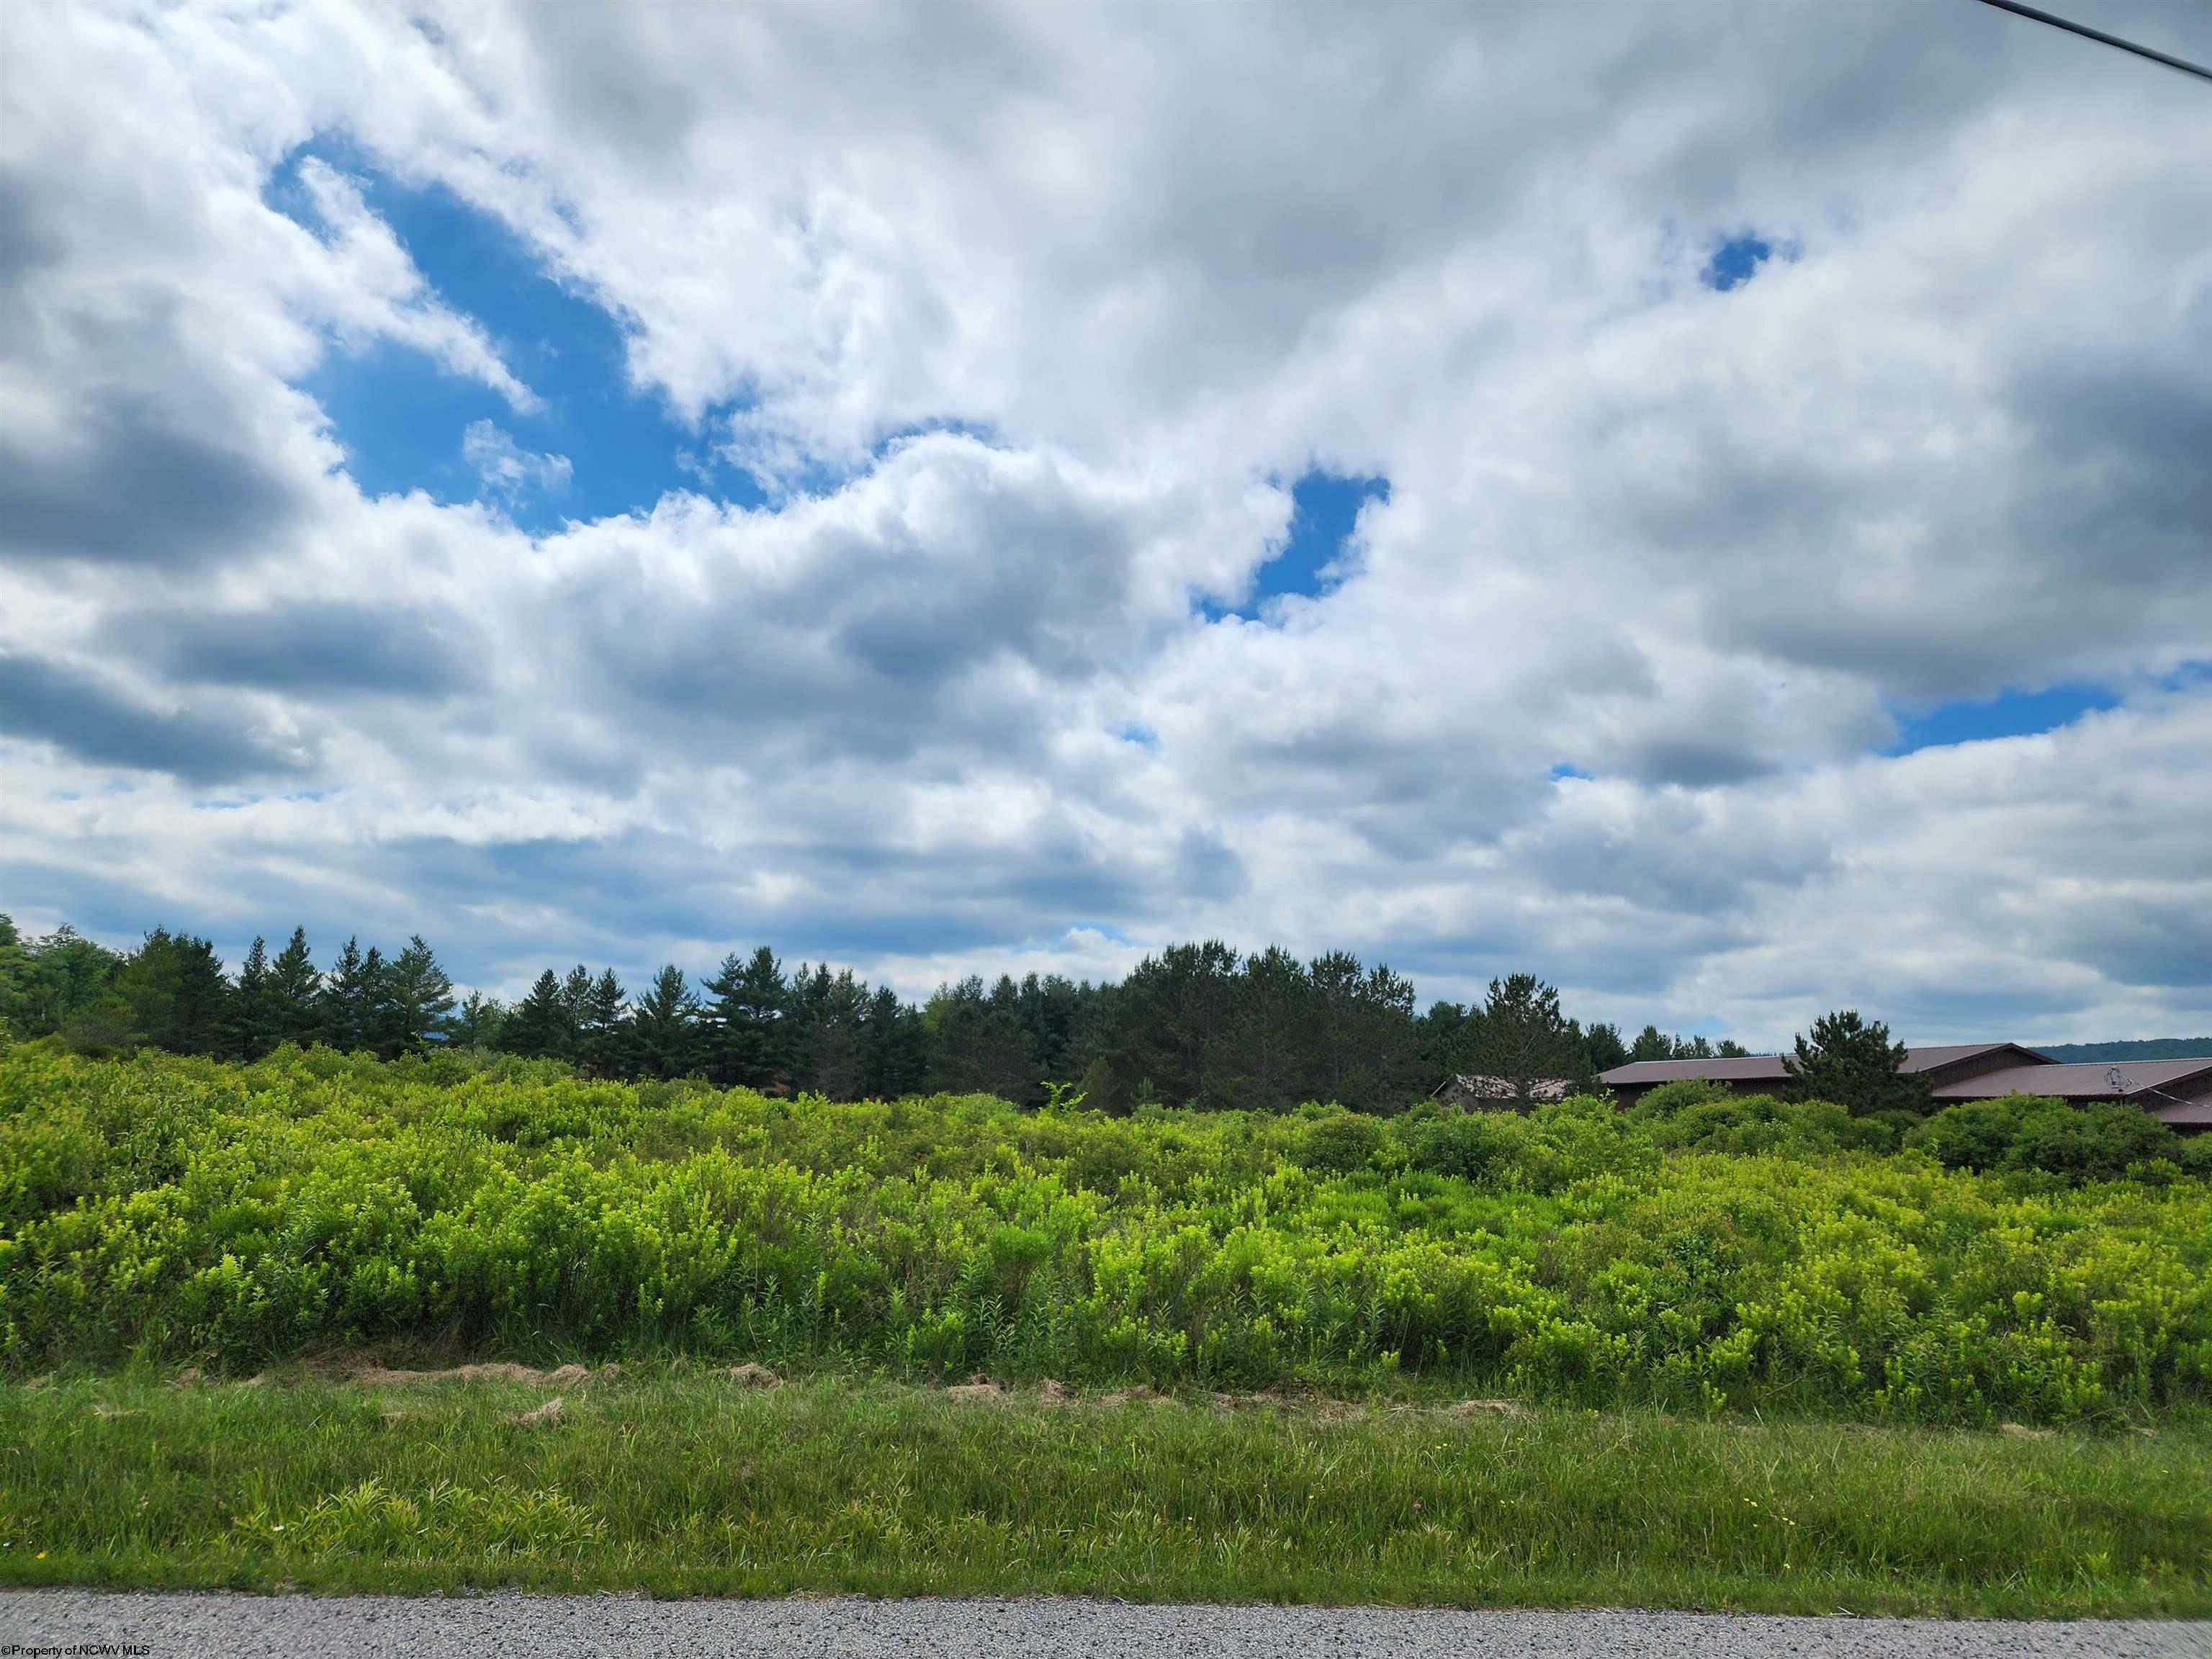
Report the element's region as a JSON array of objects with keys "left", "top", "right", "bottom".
[{"left": 4, "top": 1046, "right": 2209, "bottom": 1426}]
